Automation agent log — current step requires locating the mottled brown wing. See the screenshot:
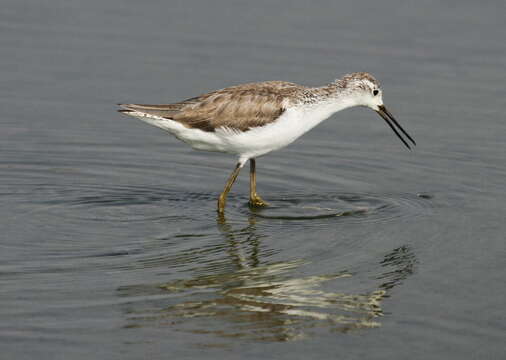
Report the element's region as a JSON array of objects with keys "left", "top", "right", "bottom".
[{"left": 120, "top": 81, "right": 301, "bottom": 132}]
